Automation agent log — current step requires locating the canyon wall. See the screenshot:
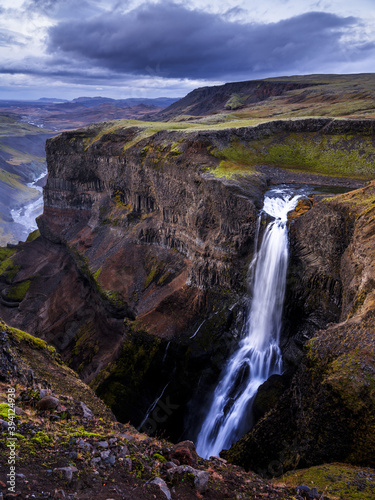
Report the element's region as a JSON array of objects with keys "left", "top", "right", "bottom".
[{"left": 0, "top": 117, "right": 374, "bottom": 453}]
